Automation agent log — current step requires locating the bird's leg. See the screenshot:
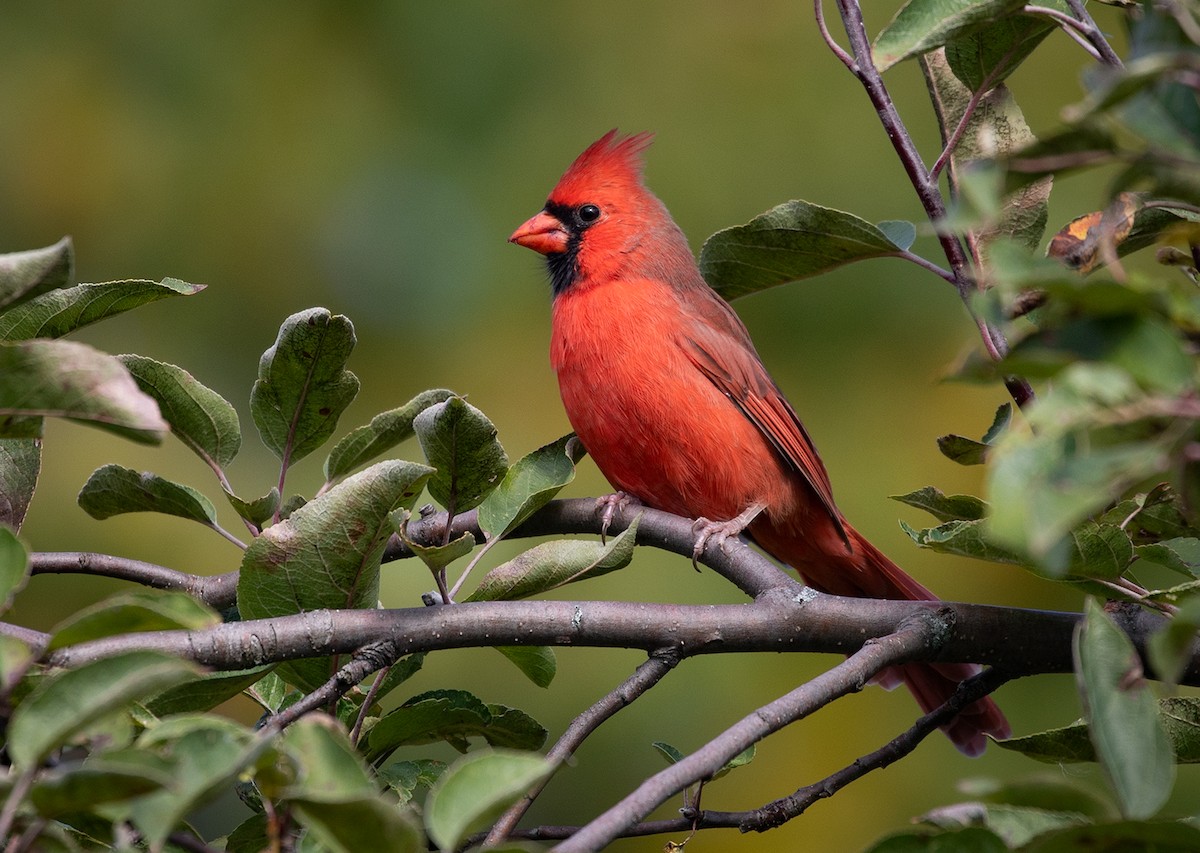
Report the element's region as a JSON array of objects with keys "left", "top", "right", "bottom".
[
  {"left": 595, "top": 491, "right": 642, "bottom": 543},
  {"left": 691, "top": 502, "right": 765, "bottom": 570}
]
